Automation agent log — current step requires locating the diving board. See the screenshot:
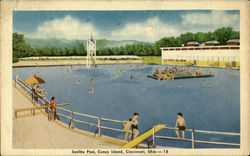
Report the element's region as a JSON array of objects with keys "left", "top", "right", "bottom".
[{"left": 121, "top": 124, "right": 167, "bottom": 149}]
